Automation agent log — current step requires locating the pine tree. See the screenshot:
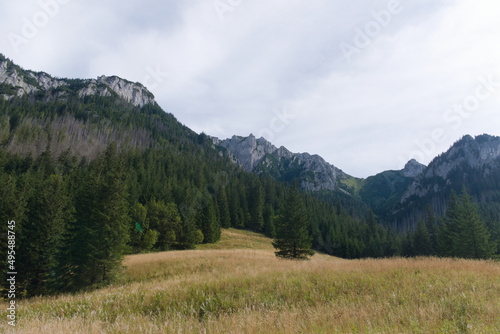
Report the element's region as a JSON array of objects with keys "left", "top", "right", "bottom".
[
  {"left": 453, "top": 189, "right": 495, "bottom": 259},
  {"left": 62, "top": 143, "right": 130, "bottom": 290},
  {"left": 438, "top": 191, "right": 459, "bottom": 257},
  {"left": 272, "top": 188, "right": 314, "bottom": 260},
  {"left": 18, "top": 174, "right": 73, "bottom": 296},
  {"left": 249, "top": 184, "right": 264, "bottom": 231},
  {"left": 217, "top": 187, "right": 231, "bottom": 228},
  {"left": 413, "top": 219, "right": 432, "bottom": 256},
  {"left": 424, "top": 204, "right": 438, "bottom": 255},
  {"left": 197, "top": 198, "right": 221, "bottom": 243},
  {"left": 90, "top": 143, "right": 131, "bottom": 284},
  {"left": 438, "top": 188, "right": 495, "bottom": 259}
]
